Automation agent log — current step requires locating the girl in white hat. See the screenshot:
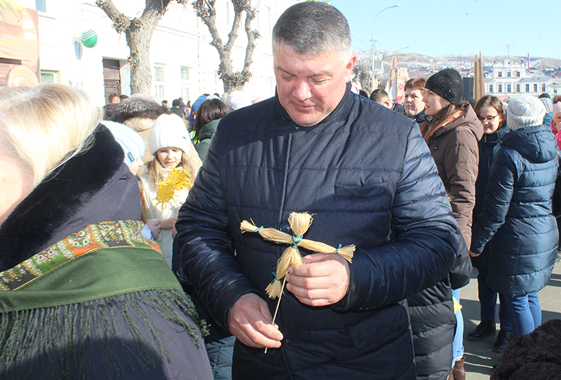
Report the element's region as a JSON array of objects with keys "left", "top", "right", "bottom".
[{"left": 140, "top": 113, "right": 202, "bottom": 267}]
